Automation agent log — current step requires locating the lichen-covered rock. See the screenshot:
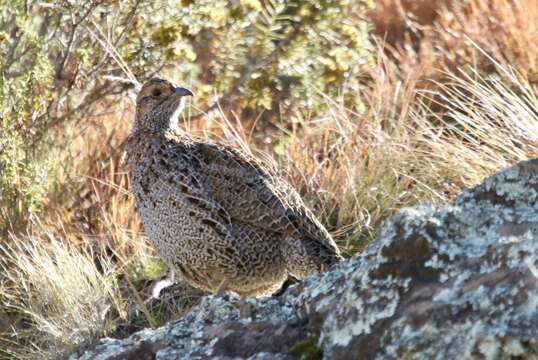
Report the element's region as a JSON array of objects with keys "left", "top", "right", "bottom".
[{"left": 71, "top": 159, "right": 538, "bottom": 360}]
